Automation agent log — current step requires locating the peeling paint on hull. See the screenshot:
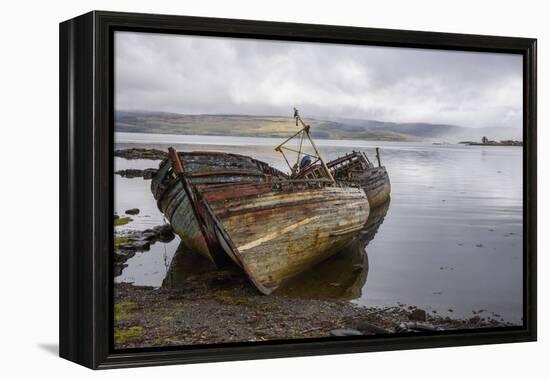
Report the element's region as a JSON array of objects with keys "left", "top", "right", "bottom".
[
  {"left": 327, "top": 152, "right": 391, "bottom": 208},
  {"left": 151, "top": 150, "right": 373, "bottom": 295},
  {"left": 356, "top": 166, "right": 391, "bottom": 208},
  {"left": 151, "top": 151, "right": 288, "bottom": 267},
  {"left": 200, "top": 182, "right": 370, "bottom": 294}
]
